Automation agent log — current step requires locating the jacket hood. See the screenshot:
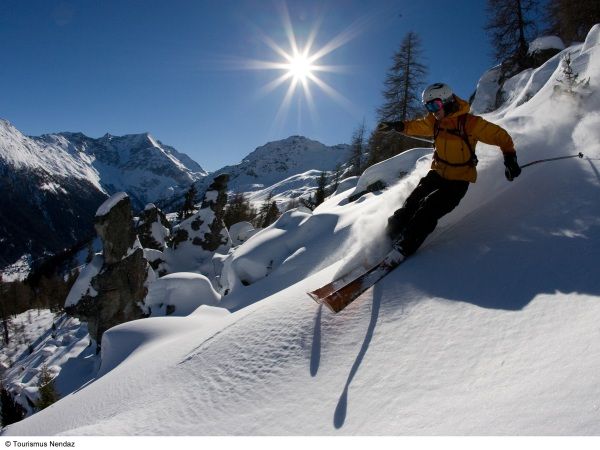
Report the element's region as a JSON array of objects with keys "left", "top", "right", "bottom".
[{"left": 448, "top": 96, "right": 471, "bottom": 117}]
